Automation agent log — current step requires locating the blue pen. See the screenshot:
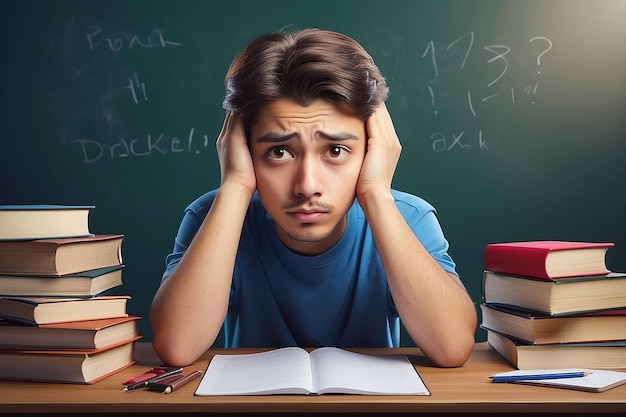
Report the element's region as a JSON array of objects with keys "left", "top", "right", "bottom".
[{"left": 490, "top": 371, "right": 589, "bottom": 383}]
